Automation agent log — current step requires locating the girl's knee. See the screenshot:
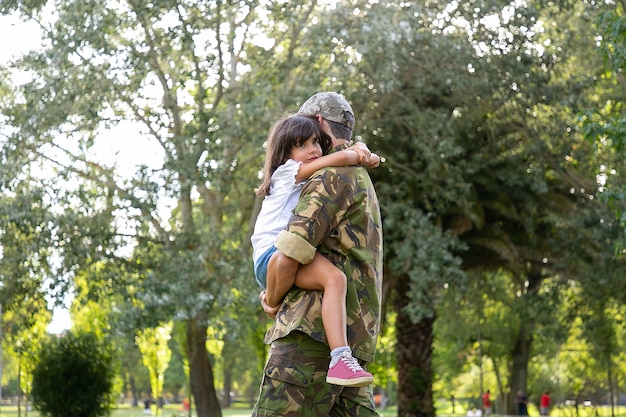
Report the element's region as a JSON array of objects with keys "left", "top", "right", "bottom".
[
  {"left": 325, "top": 269, "right": 347, "bottom": 293},
  {"left": 332, "top": 268, "right": 346, "bottom": 281}
]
